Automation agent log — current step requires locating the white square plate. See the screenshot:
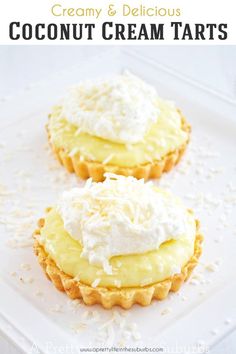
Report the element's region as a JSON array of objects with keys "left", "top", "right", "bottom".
[{"left": 0, "top": 49, "right": 236, "bottom": 354}]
